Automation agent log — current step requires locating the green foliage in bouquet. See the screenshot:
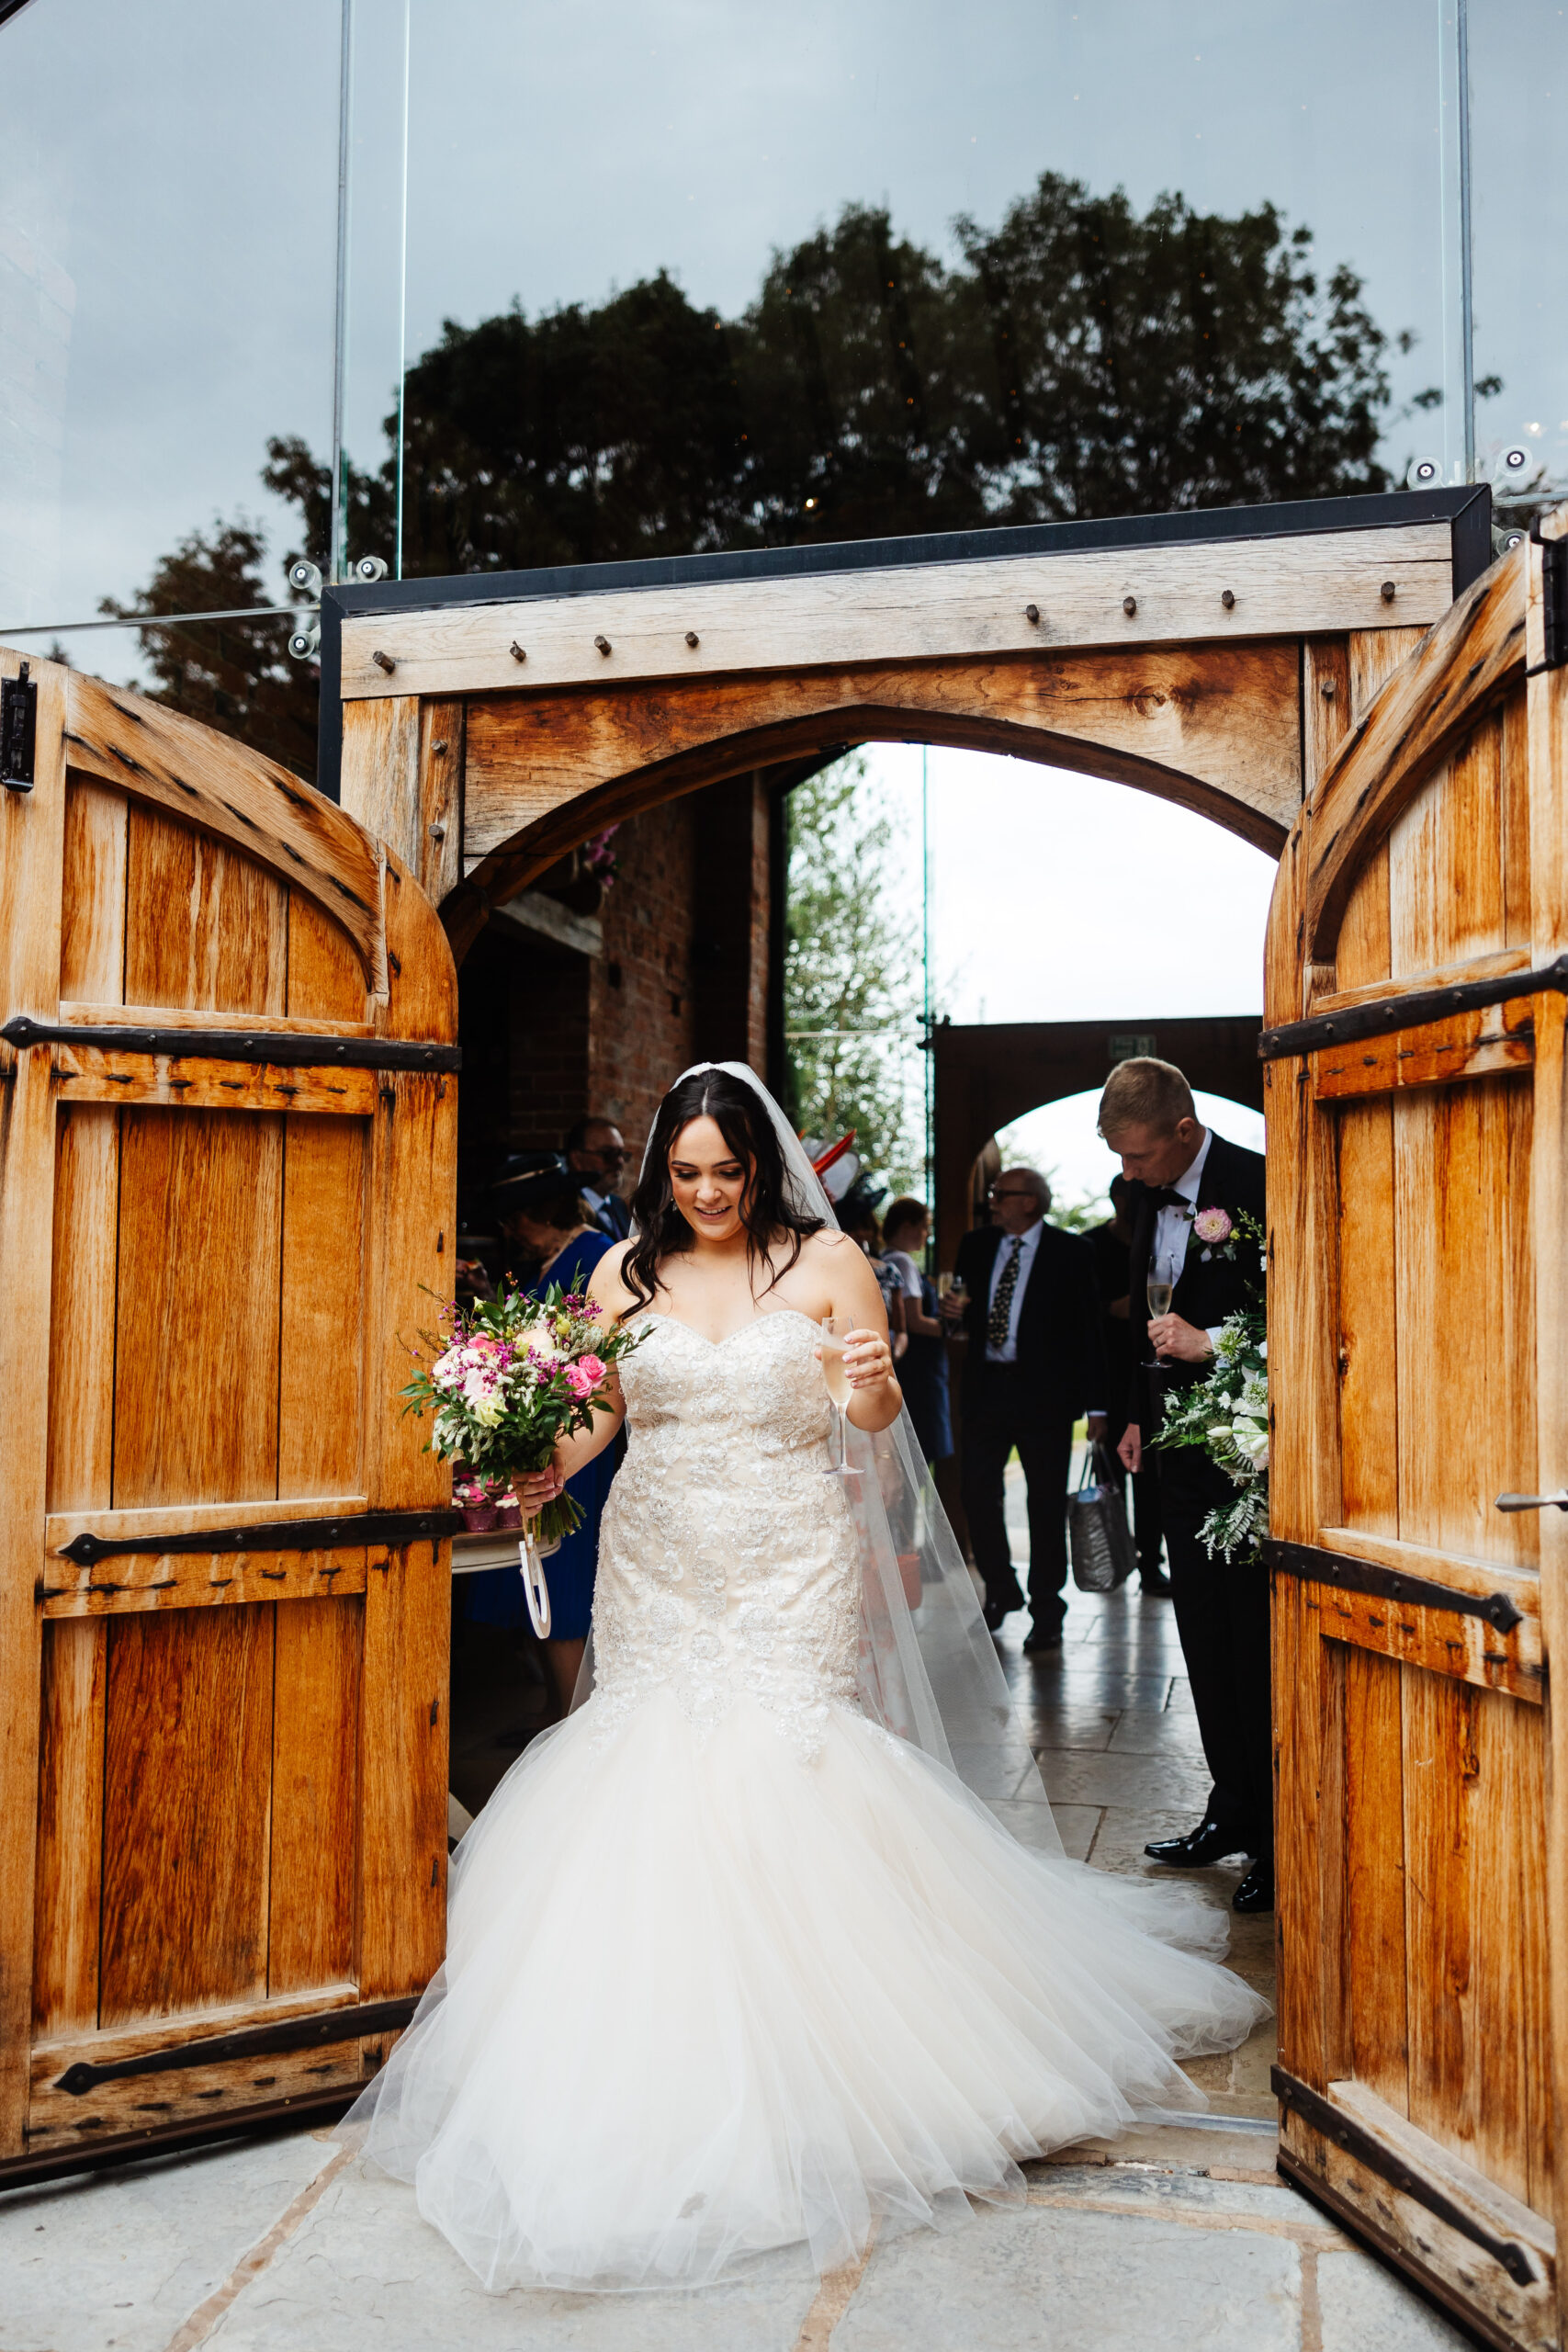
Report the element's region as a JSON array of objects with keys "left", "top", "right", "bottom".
[
  {"left": 400, "top": 1282, "right": 646, "bottom": 1545},
  {"left": 1154, "top": 1213, "right": 1269, "bottom": 1565}
]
